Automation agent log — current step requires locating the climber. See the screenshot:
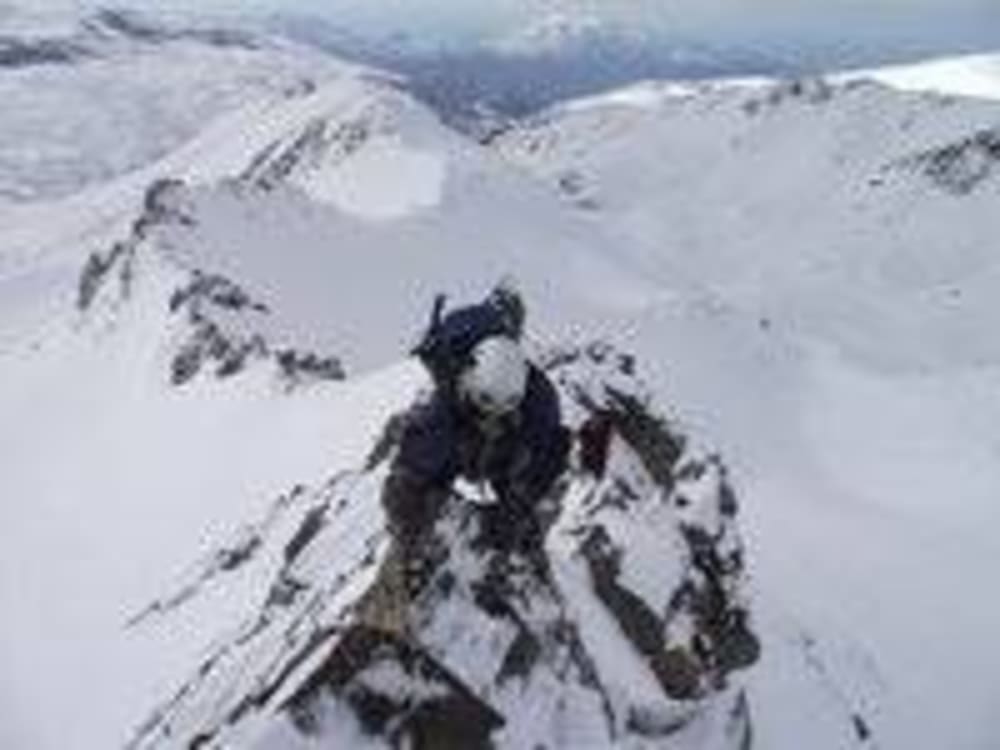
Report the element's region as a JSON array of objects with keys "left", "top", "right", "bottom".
[{"left": 382, "top": 282, "right": 570, "bottom": 566}]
